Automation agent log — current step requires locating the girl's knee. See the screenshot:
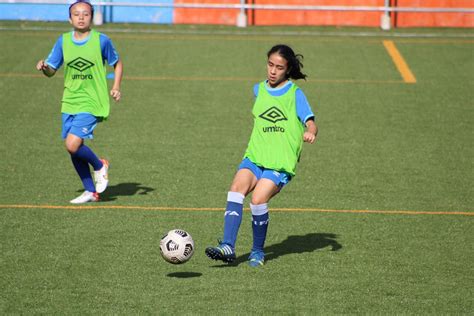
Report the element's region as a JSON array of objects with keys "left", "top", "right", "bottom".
[
  {"left": 65, "top": 141, "right": 80, "bottom": 154},
  {"left": 229, "top": 187, "right": 249, "bottom": 198},
  {"left": 250, "top": 196, "right": 268, "bottom": 205},
  {"left": 65, "top": 134, "right": 83, "bottom": 154}
]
